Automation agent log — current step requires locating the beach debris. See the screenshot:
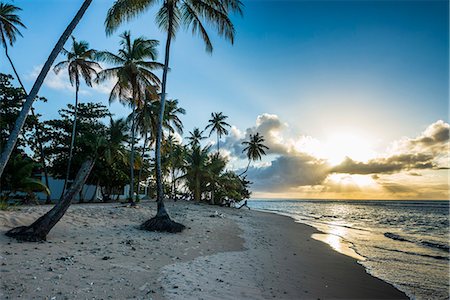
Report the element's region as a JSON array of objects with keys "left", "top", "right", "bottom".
[
  {"left": 102, "top": 256, "right": 112, "bottom": 260},
  {"left": 56, "top": 256, "right": 75, "bottom": 265},
  {"left": 209, "top": 211, "right": 224, "bottom": 218}
]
